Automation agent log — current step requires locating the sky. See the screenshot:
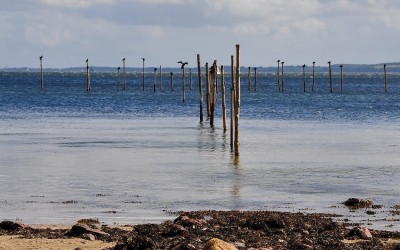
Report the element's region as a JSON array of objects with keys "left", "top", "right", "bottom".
[{"left": 1, "top": 0, "right": 400, "bottom": 68}]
